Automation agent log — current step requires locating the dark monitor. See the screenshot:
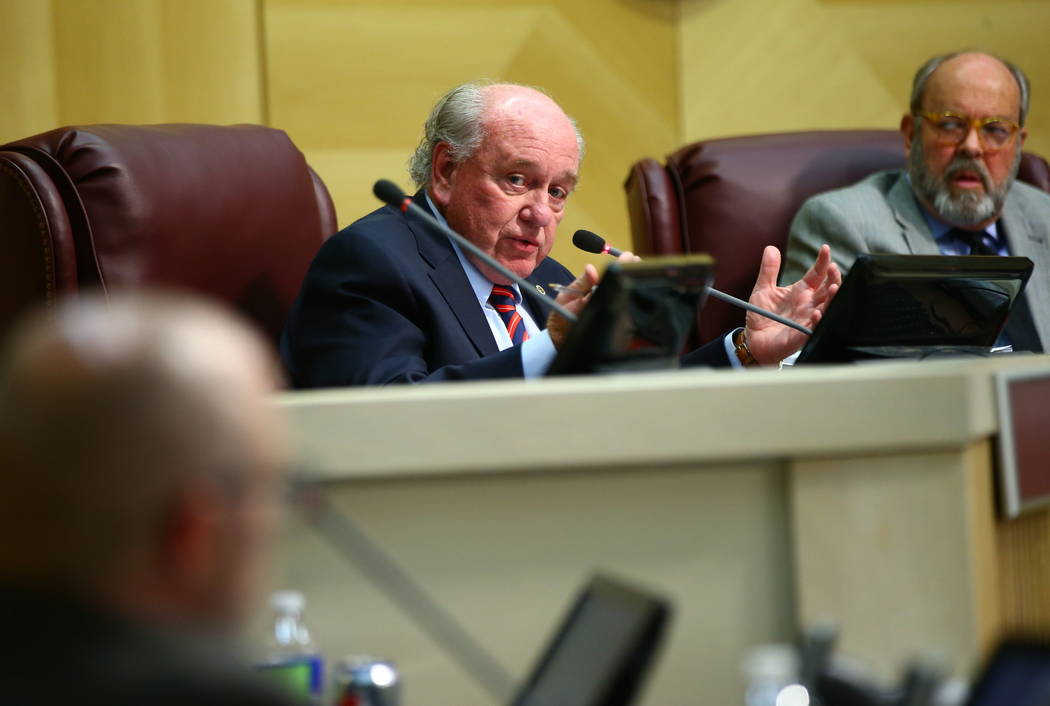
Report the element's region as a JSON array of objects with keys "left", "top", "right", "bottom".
[
  {"left": 509, "top": 575, "right": 672, "bottom": 706},
  {"left": 966, "top": 639, "right": 1050, "bottom": 706},
  {"left": 797, "top": 254, "right": 1033, "bottom": 364},
  {"left": 547, "top": 255, "right": 714, "bottom": 376}
]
